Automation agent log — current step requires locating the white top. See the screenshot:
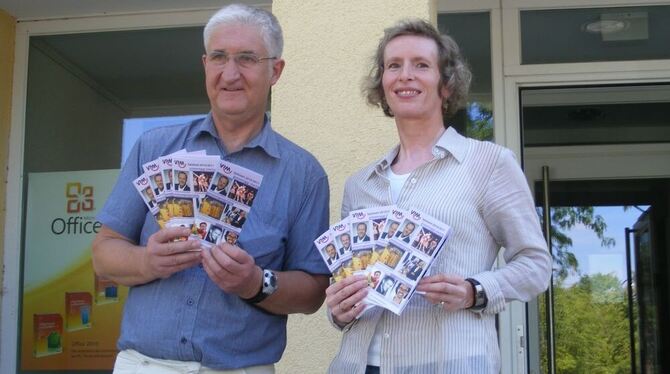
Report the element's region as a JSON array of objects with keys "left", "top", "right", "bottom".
[
  {"left": 386, "top": 167, "right": 410, "bottom": 204},
  {"left": 329, "top": 127, "right": 551, "bottom": 373},
  {"left": 366, "top": 167, "right": 410, "bottom": 366}
]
